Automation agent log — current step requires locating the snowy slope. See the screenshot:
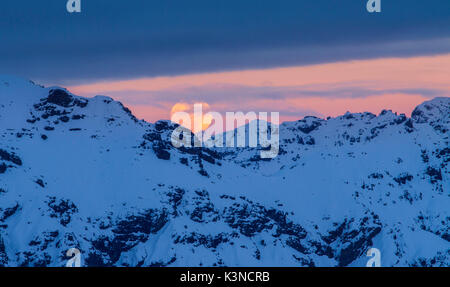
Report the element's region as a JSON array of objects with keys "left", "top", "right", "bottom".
[{"left": 0, "top": 76, "right": 448, "bottom": 267}]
